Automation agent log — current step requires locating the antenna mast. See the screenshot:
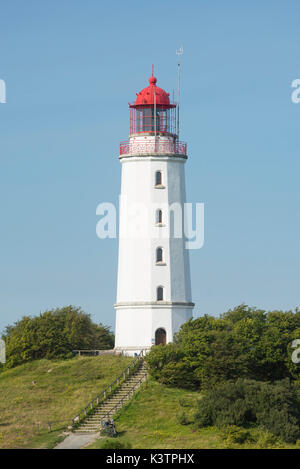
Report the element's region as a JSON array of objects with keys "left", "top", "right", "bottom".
[
  {"left": 176, "top": 45, "right": 183, "bottom": 139},
  {"left": 153, "top": 64, "right": 156, "bottom": 139}
]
